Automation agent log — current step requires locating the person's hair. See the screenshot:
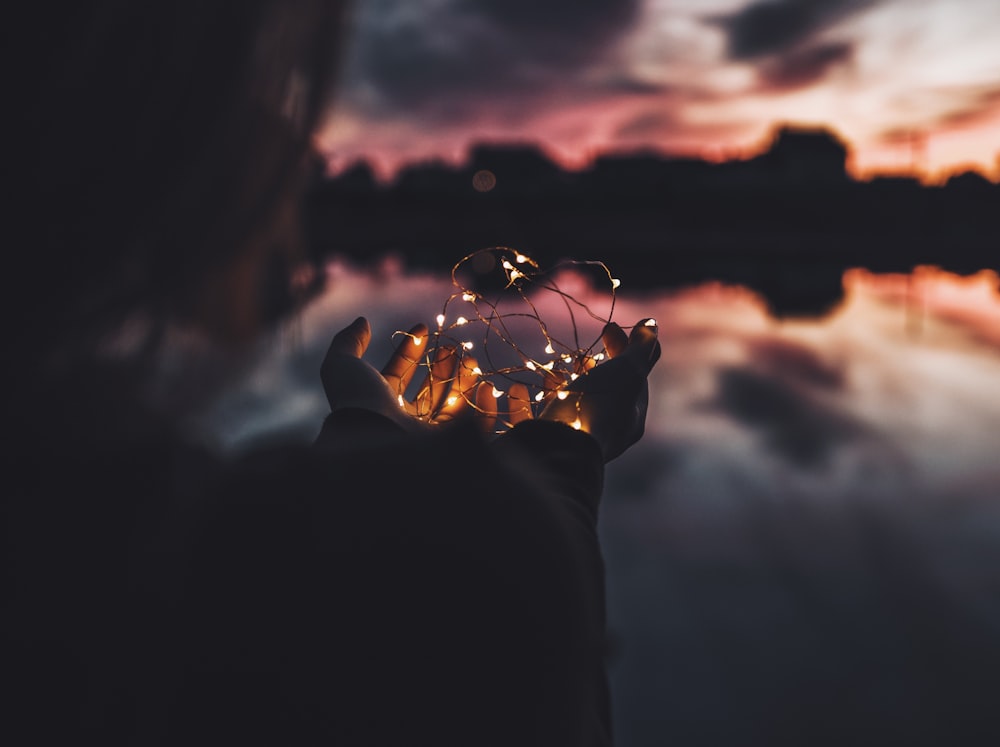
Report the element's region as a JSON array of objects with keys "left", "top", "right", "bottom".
[{"left": 10, "top": 0, "right": 348, "bottom": 371}]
